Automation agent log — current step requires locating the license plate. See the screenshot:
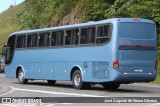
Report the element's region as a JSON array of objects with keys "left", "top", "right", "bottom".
[{"left": 133, "top": 69, "right": 143, "bottom": 72}]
